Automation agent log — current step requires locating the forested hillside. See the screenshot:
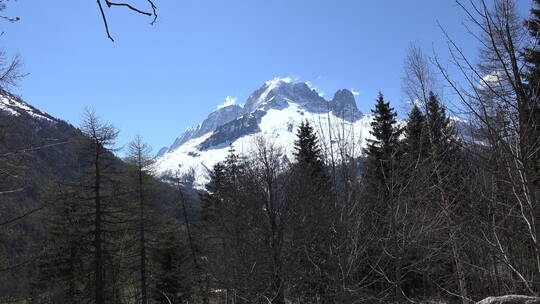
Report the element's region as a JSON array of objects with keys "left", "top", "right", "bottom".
[{"left": 0, "top": 96, "right": 199, "bottom": 303}]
